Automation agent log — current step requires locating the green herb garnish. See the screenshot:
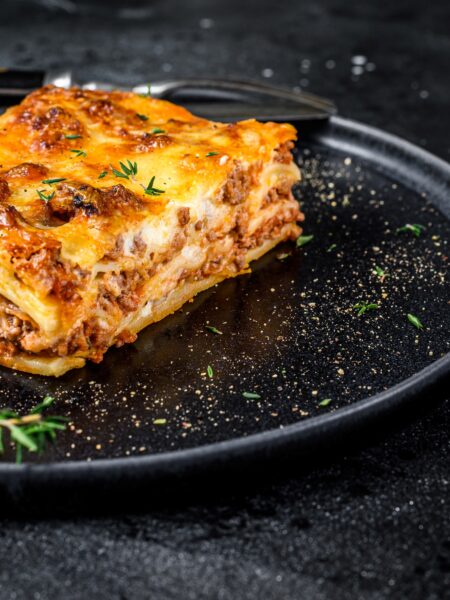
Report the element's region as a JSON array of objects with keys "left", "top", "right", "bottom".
[
  {"left": 206, "top": 151, "right": 219, "bottom": 157},
  {"left": 353, "top": 302, "right": 379, "bottom": 316},
  {"left": 373, "top": 265, "right": 386, "bottom": 279},
  {"left": 396, "top": 223, "right": 425, "bottom": 237},
  {"left": 111, "top": 160, "right": 138, "bottom": 180},
  {"left": 41, "top": 178, "right": 66, "bottom": 185},
  {"left": 326, "top": 243, "right": 337, "bottom": 252},
  {"left": 153, "top": 418, "right": 167, "bottom": 425},
  {"left": 143, "top": 176, "right": 165, "bottom": 196},
  {"left": 407, "top": 313, "right": 423, "bottom": 330},
  {"left": 37, "top": 189, "right": 55, "bottom": 203},
  {"left": 205, "top": 325, "right": 223, "bottom": 335},
  {"left": 277, "top": 252, "right": 291, "bottom": 261},
  {"left": 70, "top": 149, "right": 87, "bottom": 158},
  {"left": 0, "top": 396, "right": 68, "bottom": 463},
  {"left": 111, "top": 168, "right": 128, "bottom": 180},
  {"left": 318, "top": 398, "right": 332, "bottom": 407},
  {"left": 243, "top": 392, "right": 261, "bottom": 399},
  {"left": 151, "top": 127, "right": 166, "bottom": 134},
  {"left": 98, "top": 171, "right": 108, "bottom": 179},
  {"left": 296, "top": 234, "right": 314, "bottom": 248},
  {"left": 137, "top": 113, "right": 149, "bottom": 121},
  {"left": 110, "top": 159, "right": 137, "bottom": 179},
  {"left": 207, "top": 365, "right": 214, "bottom": 378},
  {"left": 64, "top": 134, "right": 81, "bottom": 140},
  {"left": 139, "top": 84, "right": 152, "bottom": 98},
  {"left": 30, "top": 395, "right": 56, "bottom": 414}
]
